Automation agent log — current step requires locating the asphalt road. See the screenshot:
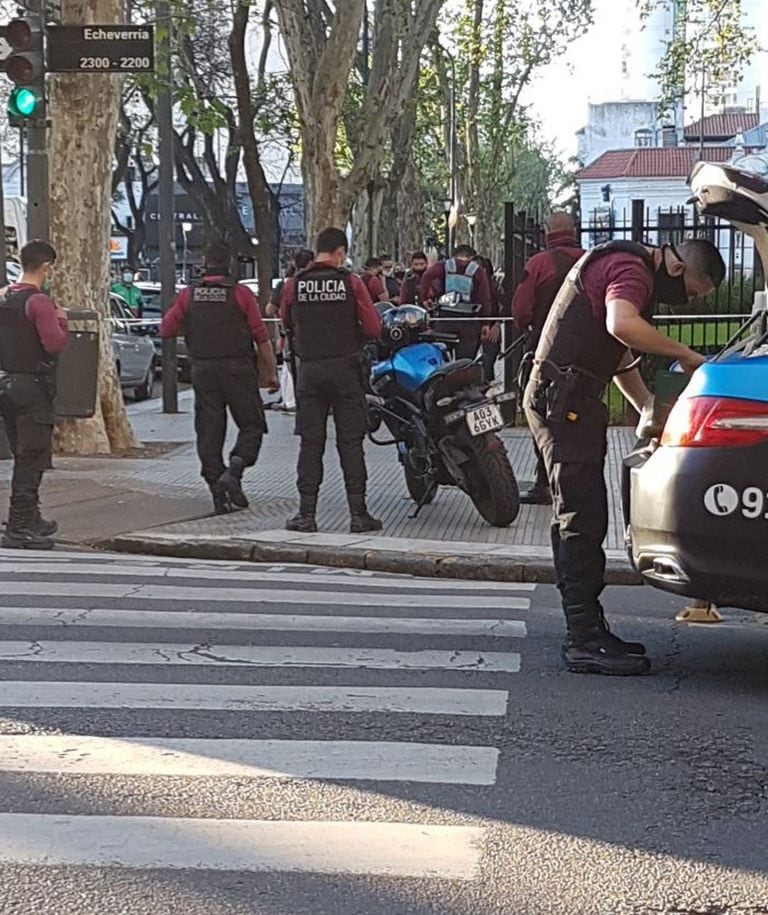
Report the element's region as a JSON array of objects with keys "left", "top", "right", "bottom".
[{"left": 0, "top": 549, "right": 766, "bottom": 915}]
